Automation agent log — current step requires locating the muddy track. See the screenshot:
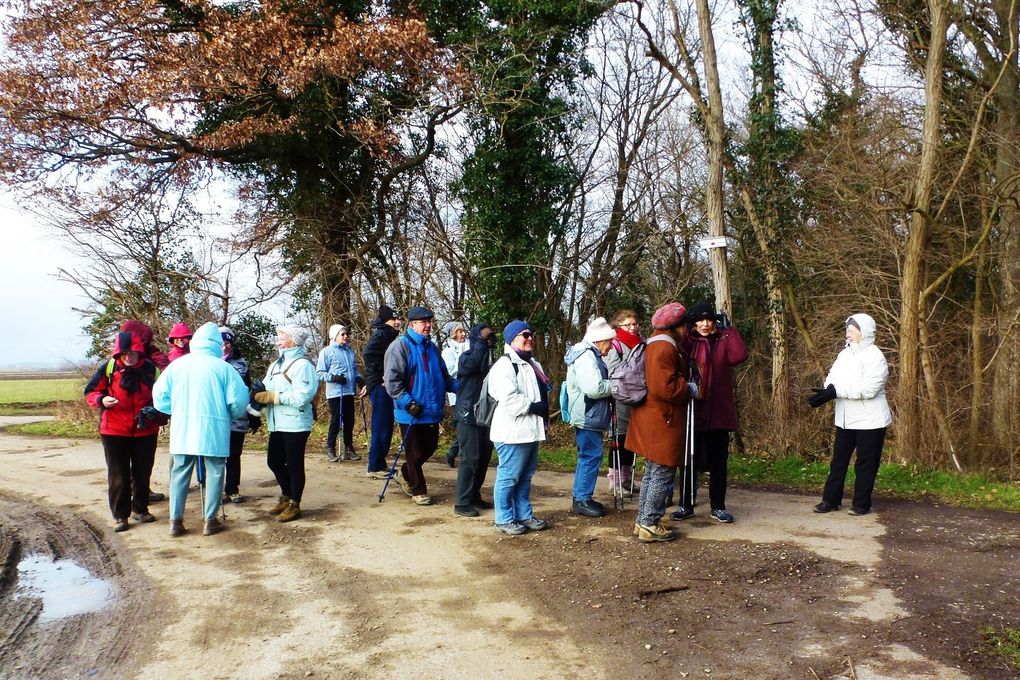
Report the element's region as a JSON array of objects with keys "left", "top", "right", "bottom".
[{"left": 0, "top": 492, "right": 155, "bottom": 680}]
